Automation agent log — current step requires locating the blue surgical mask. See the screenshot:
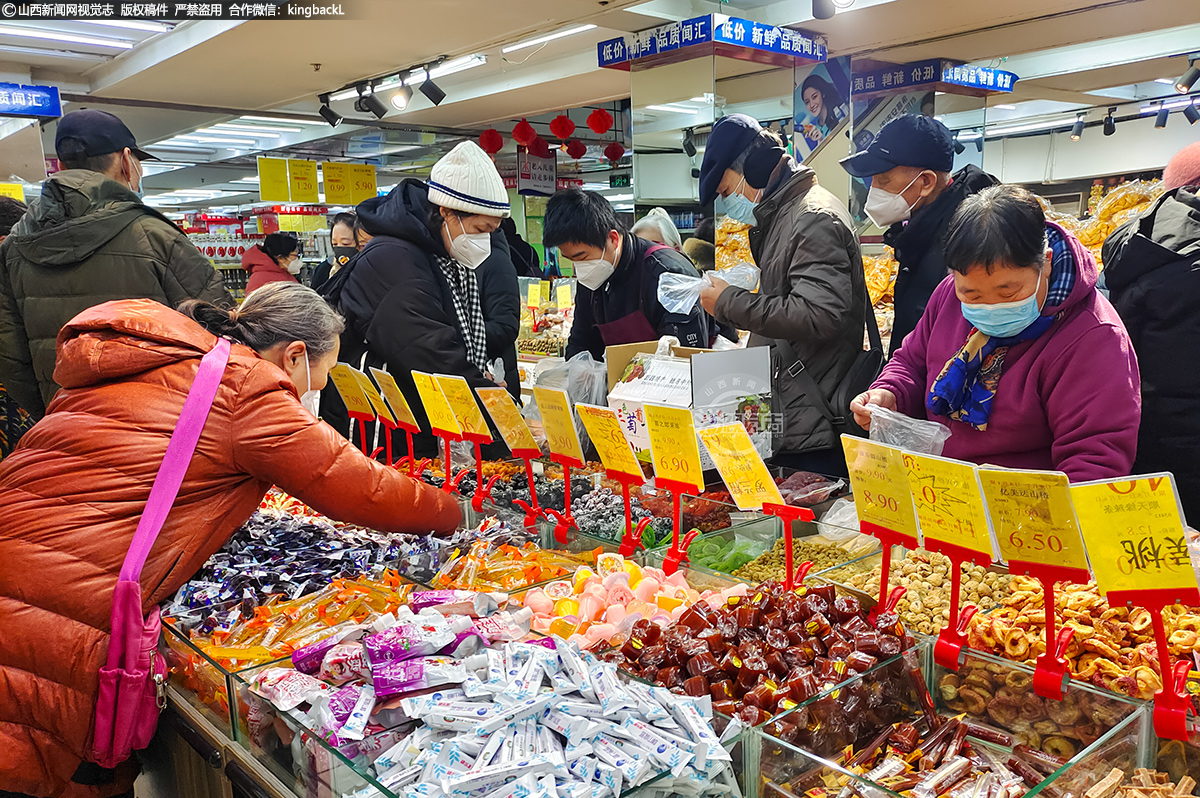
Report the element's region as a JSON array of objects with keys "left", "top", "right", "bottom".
[
  {"left": 960, "top": 268, "right": 1045, "bottom": 339},
  {"left": 722, "top": 177, "right": 760, "bottom": 226}
]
